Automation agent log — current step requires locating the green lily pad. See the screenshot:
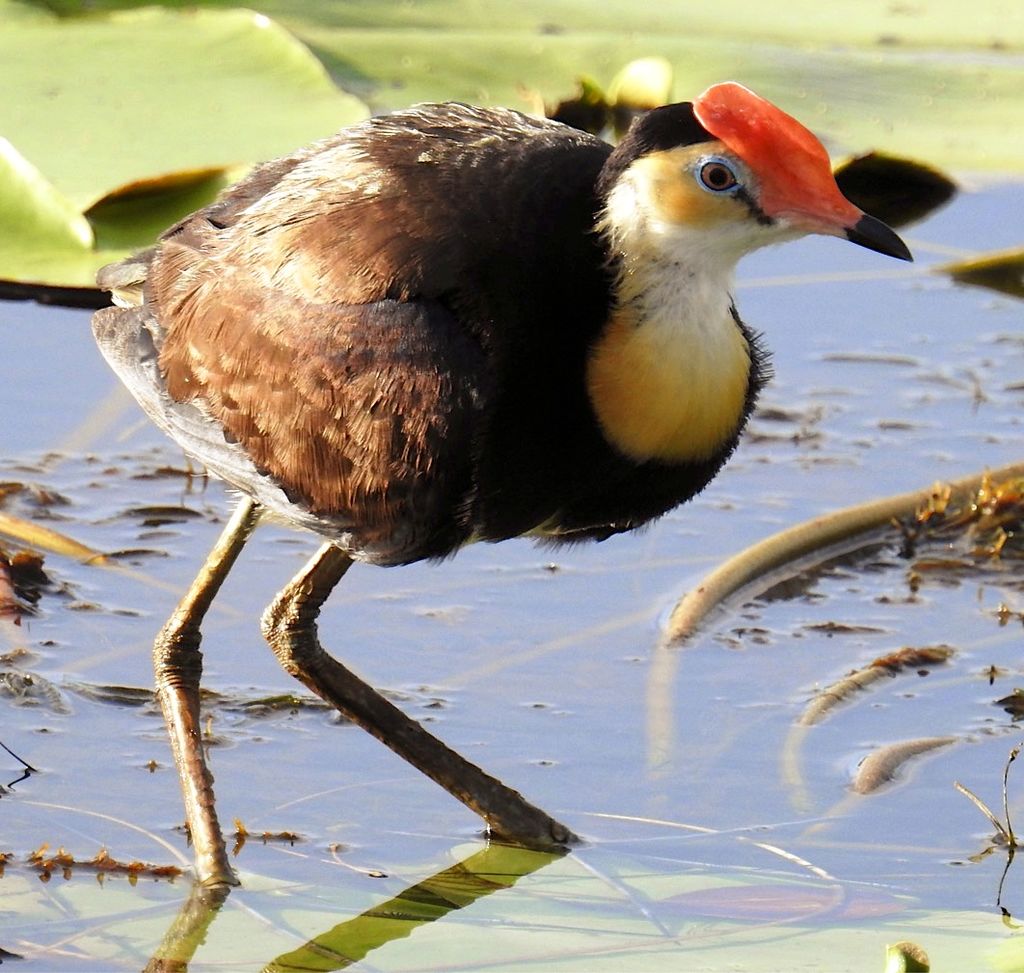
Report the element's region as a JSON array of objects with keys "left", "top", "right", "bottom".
[
  {"left": 86, "top": 166, "right": 250, "bottom": 252},
  {"left": 266, "top": 843, "right": 563, "bottom": 972},
  {"left": 22, "top": 1, "right": 1024, "bottom": 171},
  {"left": 0, "top": 3, "right": 367, "bottom": 297},
  {"left": 317, "top": 32, "right": 1024, "bottom": 171},
  {"left": 0, "top": 6, "right": 366, "bottom": 210},
  {"left": 0, "top": 138, "right": 92, "bottom": 254},
  {"left": 41, "top": 0, "right": 1021, "bottom": 52},
  {"left": 173, "top": 0, "right": 1020, "bottom": 173},
  {"left": 0, "top": 138, "right": 98, "bottom": 293},
  {"left": 2, "top": 0, "right": 1022, "bottom": 301}
]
